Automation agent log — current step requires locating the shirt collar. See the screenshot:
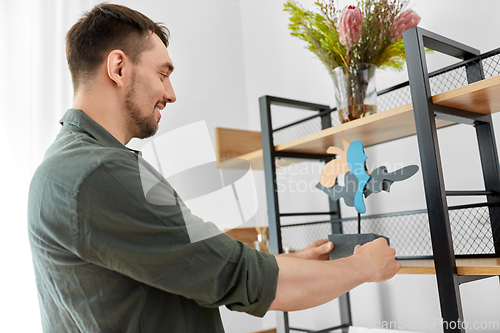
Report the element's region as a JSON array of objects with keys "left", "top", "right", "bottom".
[{"left": 59, "top": 109, "right": 130, "bottom": 152}]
